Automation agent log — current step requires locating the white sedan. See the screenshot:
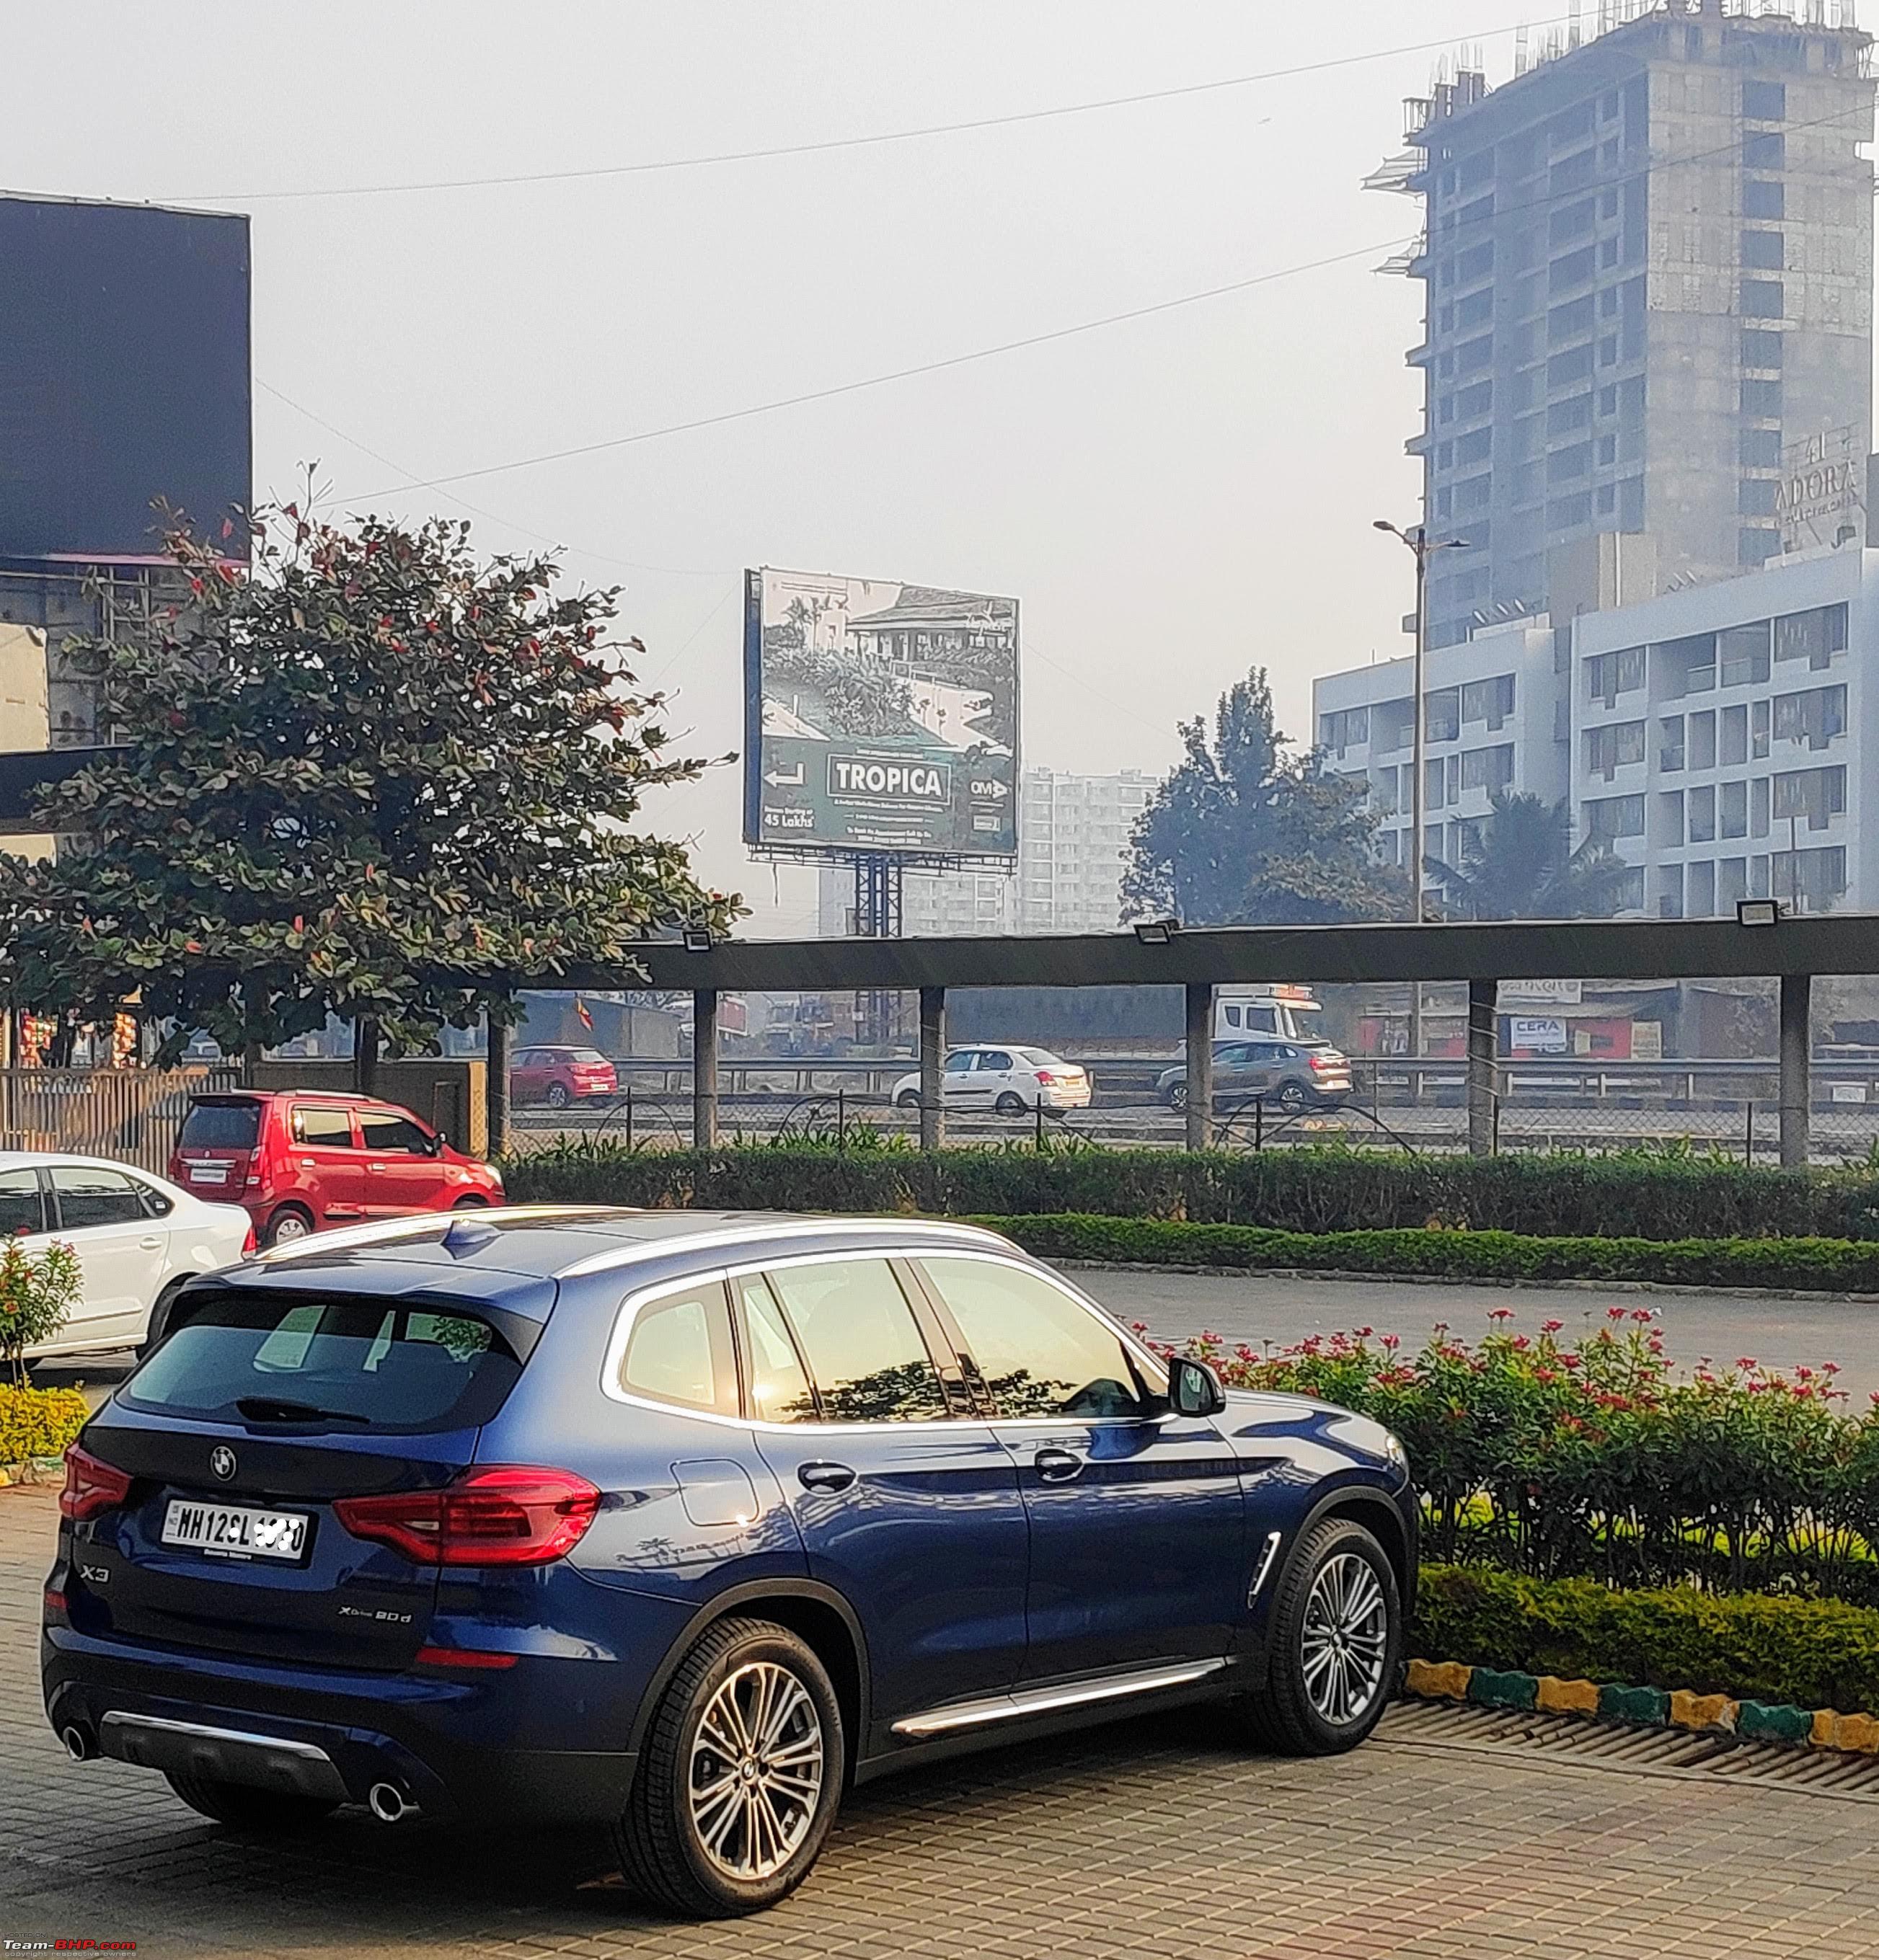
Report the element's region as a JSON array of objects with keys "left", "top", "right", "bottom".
[
  {"left": 1, "top": 1153, "right": 254, "bottom": 1362},
  {"left": 891, "top": 1046, "right": 1093, "bottom": 1116}
]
